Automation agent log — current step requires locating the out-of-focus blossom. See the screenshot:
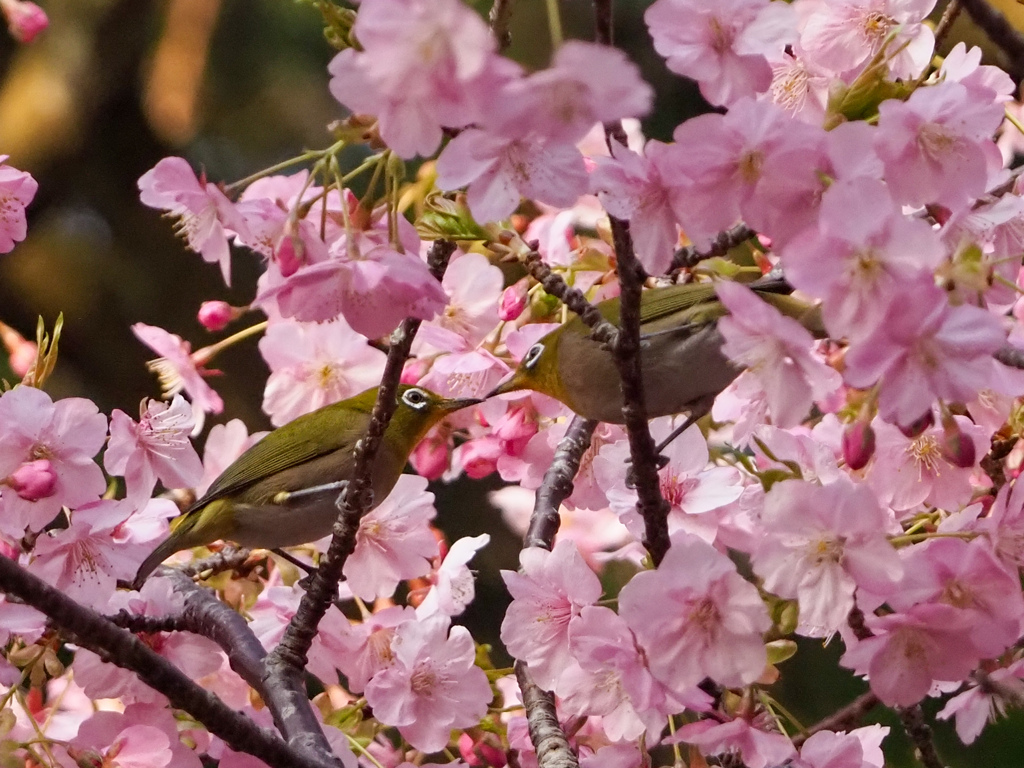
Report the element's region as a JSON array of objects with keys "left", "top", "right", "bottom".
[
  {"left": 0, "top": 155, "right": 38, "bottom": 251},
  {"left": 0, "top": 0, "right": 47, "bottom": 42}
]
